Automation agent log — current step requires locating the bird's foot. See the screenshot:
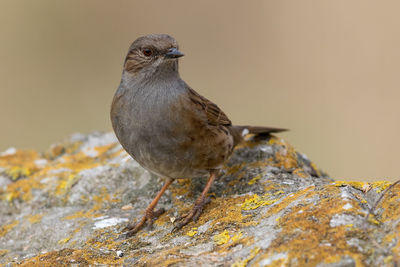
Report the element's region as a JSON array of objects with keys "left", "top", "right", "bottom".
[
  {"left": 172, "top": 196, "right": 211, "bottom": 232},
  {"left": 123, "top": 207, "right": 165, "bottom": 237}
]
